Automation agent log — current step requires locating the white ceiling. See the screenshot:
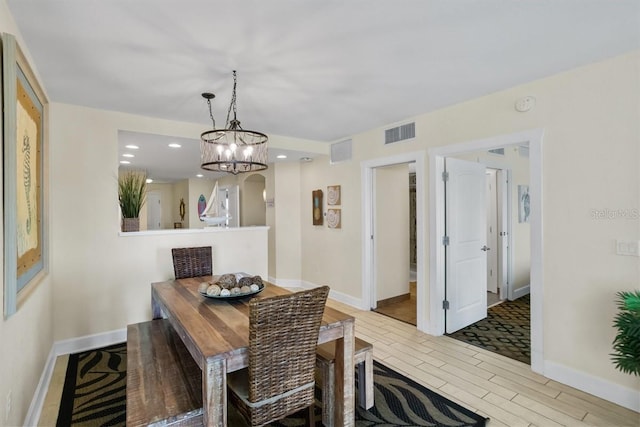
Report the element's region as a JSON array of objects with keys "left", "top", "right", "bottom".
[{"left": 7, "top": 0, "right": 640, "bottom": 181}]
